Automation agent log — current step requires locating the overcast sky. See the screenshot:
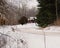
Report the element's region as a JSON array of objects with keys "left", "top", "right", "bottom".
[{"left": 6, "top": 0, "right": 38, "bottom": 9}]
